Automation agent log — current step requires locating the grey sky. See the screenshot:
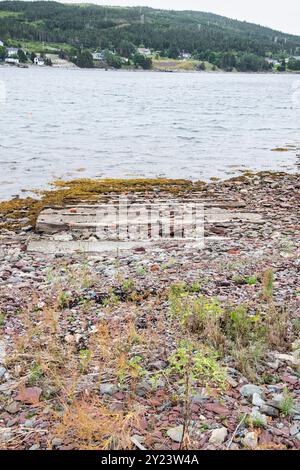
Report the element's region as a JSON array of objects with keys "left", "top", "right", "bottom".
[{"left": 62, "top": 1, "right": 300, "bottom": 35}]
